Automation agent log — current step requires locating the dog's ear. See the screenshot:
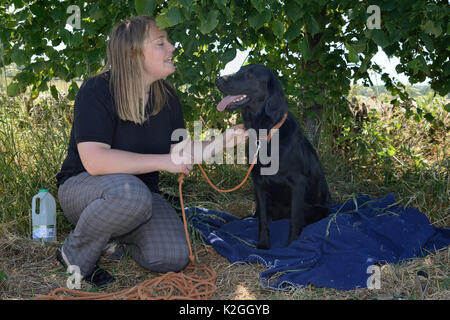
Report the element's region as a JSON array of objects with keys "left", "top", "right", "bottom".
[{"left": 264, "top": 71, "right": 287, "bottom": 119}]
